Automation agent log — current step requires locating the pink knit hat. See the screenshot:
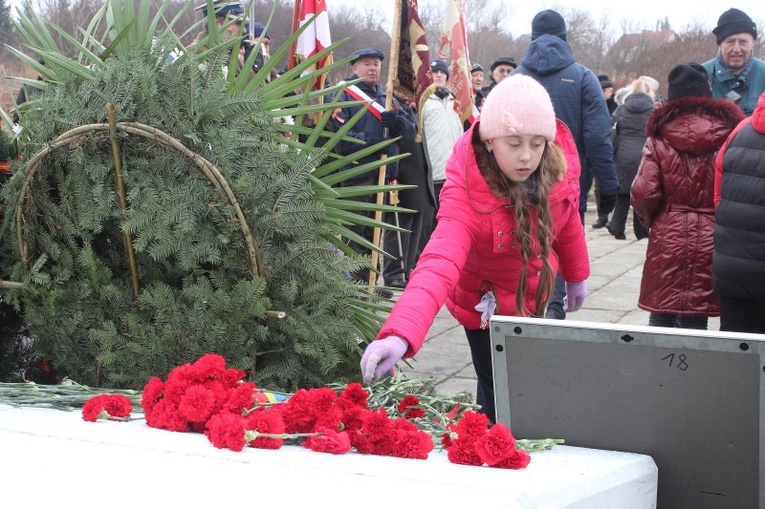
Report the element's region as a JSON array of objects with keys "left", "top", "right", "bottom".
[{"left": 479, "top": 74, "right": 556, "bottom": 142}]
